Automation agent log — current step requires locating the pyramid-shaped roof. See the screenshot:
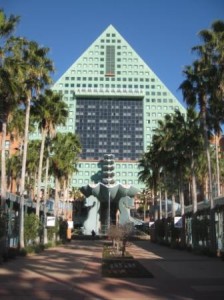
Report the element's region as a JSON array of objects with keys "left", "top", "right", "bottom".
[
  {"left": 54, "top": 24, "right": 156, "bottom": 82},
  {"left": 52, "top": 24, "right": 184, "bottom": 110}
]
